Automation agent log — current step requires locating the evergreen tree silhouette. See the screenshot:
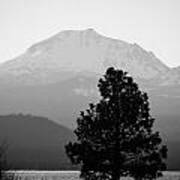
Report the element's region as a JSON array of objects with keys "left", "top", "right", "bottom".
[{"left": 65, "top": 67, "right": 167, "bottom": 180}]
